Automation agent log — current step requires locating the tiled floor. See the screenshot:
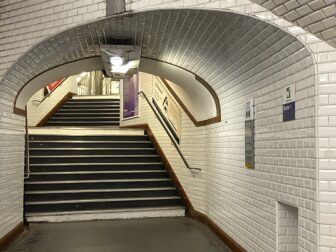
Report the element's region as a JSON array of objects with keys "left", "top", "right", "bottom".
[{"left": 4, "top": 217, "right": 231, "bottom": 252}]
